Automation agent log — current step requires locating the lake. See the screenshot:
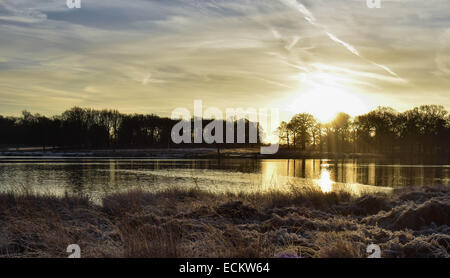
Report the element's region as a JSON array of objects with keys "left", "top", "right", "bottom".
[{"left": 0, "top": 157, "right": 448, "bottom": 201}]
